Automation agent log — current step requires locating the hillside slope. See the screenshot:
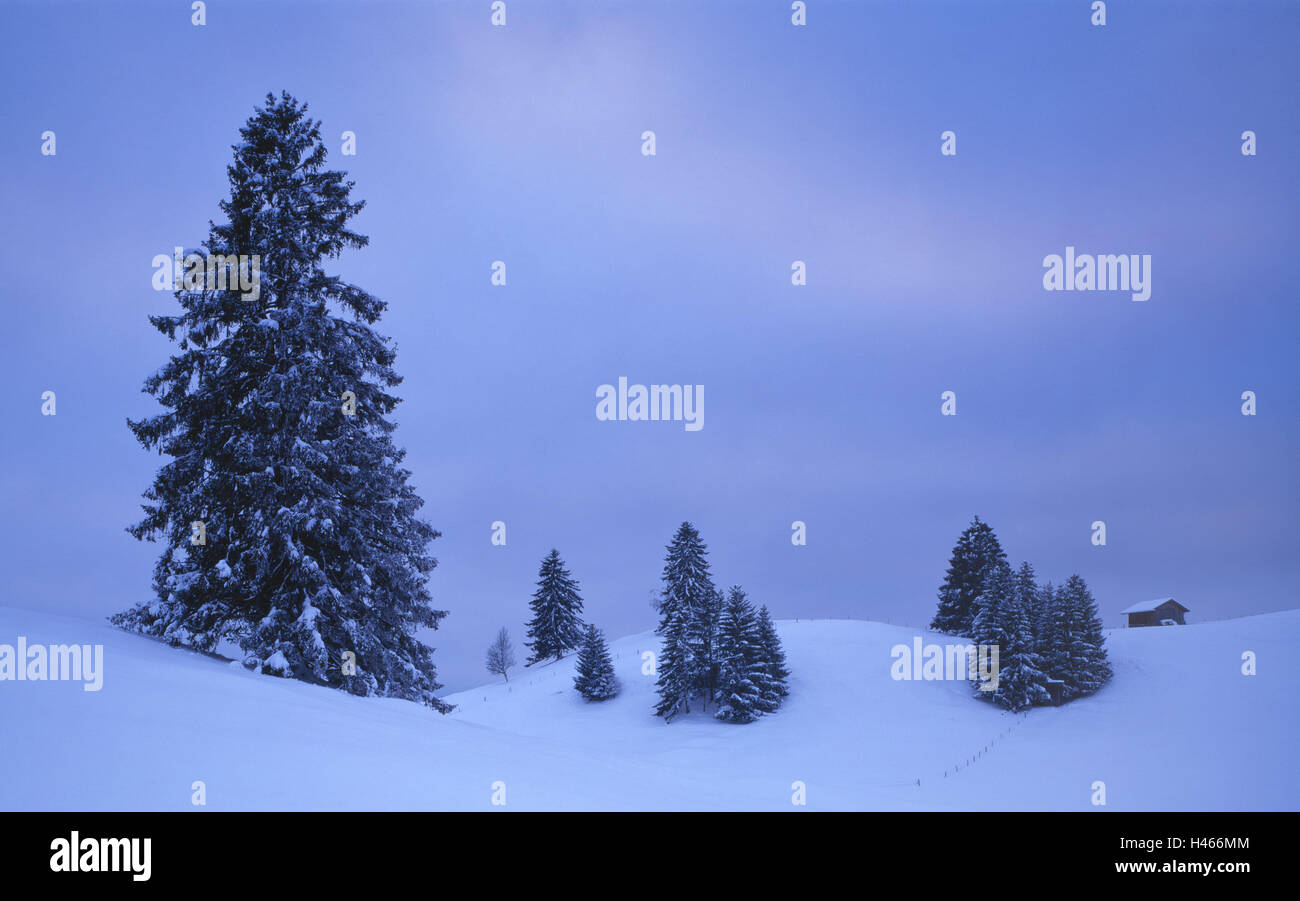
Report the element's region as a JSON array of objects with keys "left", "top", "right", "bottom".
[{"left": 0, "top": 605, "right": 1294, "bottom": 810}]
